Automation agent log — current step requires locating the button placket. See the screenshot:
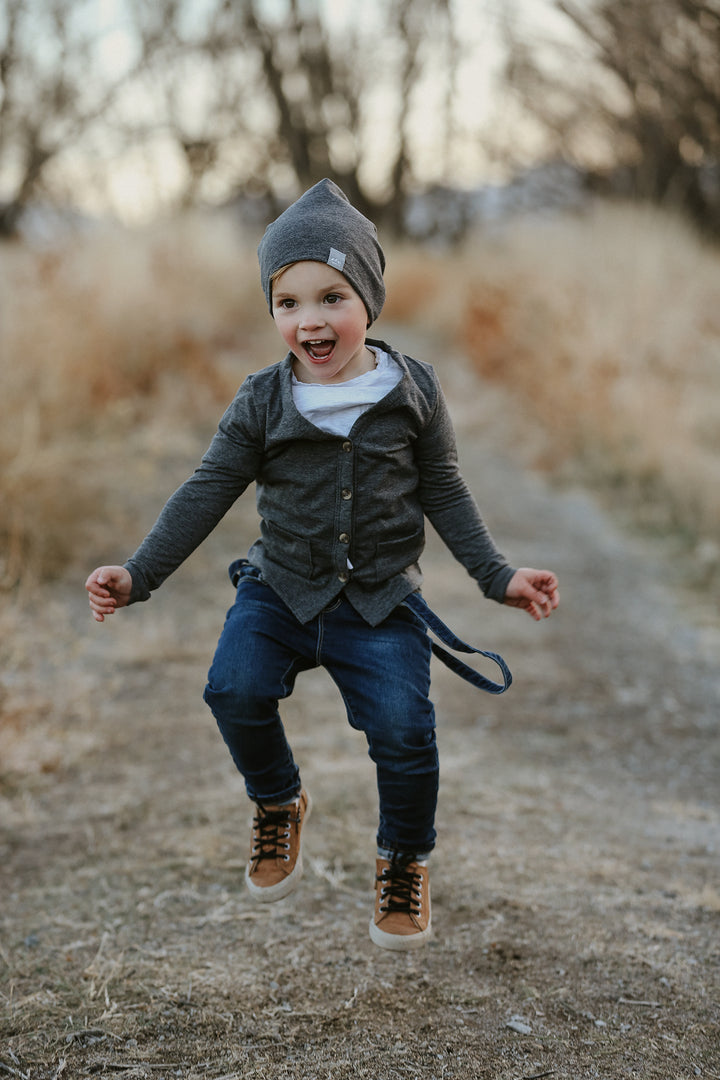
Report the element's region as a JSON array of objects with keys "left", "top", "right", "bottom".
[{"left": 336, "top": 439, "right": 355, "bottom": 579}]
